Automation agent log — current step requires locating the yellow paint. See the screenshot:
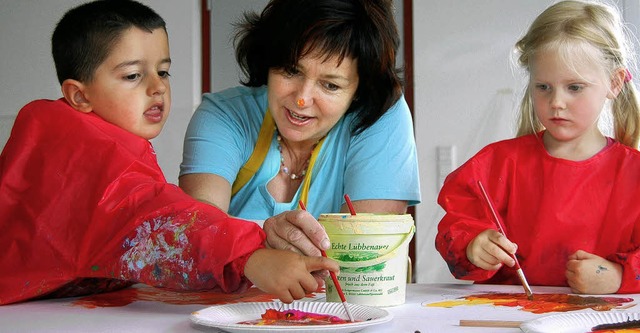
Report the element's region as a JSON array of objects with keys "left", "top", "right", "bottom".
[{"left": 426, "top": 298, "right": 497, "bottom": 308}]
